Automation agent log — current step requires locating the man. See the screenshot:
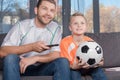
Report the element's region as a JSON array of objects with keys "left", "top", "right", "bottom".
[{"left": 0, "top": 0, "right": 71, "bottom": 80}]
